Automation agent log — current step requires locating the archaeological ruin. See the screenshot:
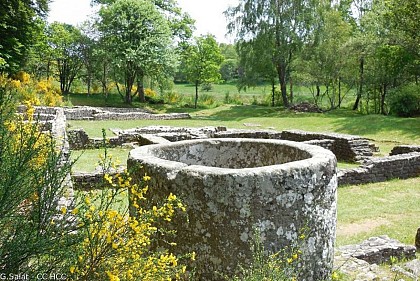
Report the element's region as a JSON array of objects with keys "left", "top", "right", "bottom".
[
  {"left": 128, "top": 139, "right": 337, "bottom": 280},
  {"left": 27, "top": 105, "right": 420, "bottom": 280}
]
